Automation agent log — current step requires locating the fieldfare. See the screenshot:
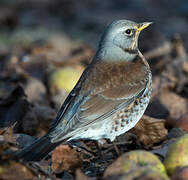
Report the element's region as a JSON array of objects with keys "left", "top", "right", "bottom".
[{"left": 17, "top": 19, "right": 152, "bottom": 161}]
